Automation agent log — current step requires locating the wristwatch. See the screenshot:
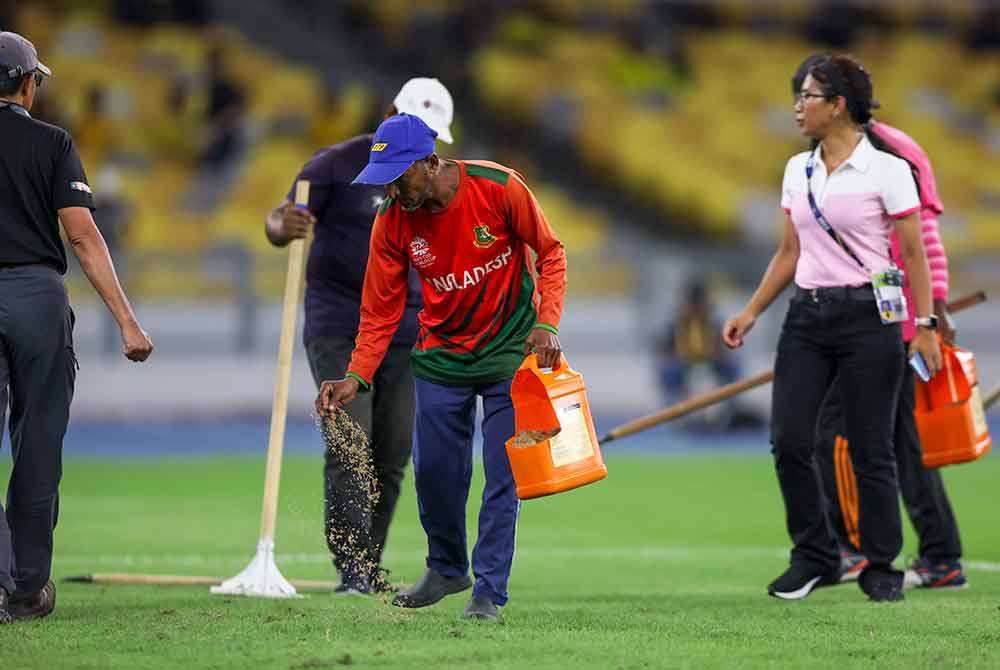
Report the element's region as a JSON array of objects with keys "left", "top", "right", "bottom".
[{"left": 914, "top": 315, "right": 939, "bottom": 330}]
